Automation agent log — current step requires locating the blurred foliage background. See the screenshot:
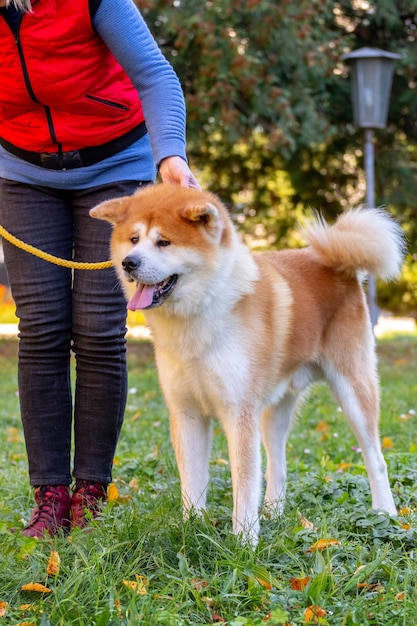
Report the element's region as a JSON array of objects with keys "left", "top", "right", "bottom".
[{"left": 137, "top": 0, "right": 417, "bottom": 314}]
